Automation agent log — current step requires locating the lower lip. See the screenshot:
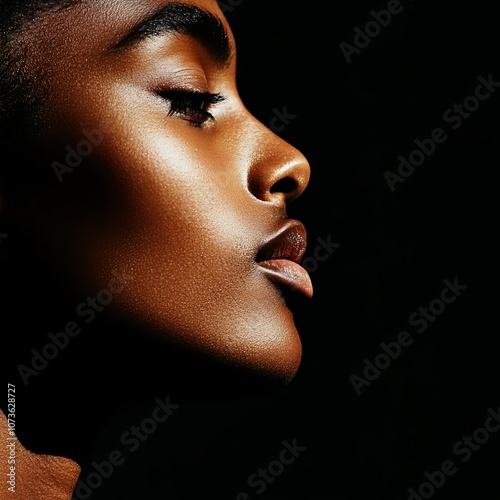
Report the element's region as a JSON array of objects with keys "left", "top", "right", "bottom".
[{"left": 257, "top": 260, "right": 313, "bottom": 299}]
